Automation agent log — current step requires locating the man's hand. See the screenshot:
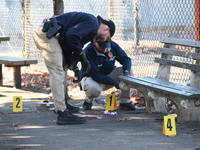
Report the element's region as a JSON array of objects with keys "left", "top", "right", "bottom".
[
  {"left": 113, "top": 80, "right": 120, "bottom": 89},
  {"left": 76, "top": 51, "right": 91, "bottom": 73},
  {"left": 73, "top": 70, "right": 88, "bottom": 83},
  {"left": 124, "top": 70, "right": 129, "bottom": 76}
]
